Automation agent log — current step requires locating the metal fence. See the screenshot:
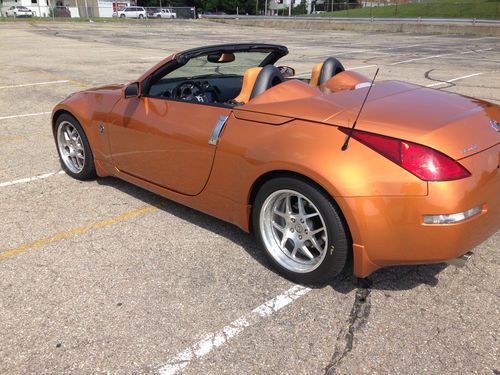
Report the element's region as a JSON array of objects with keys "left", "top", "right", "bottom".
[
  {"left": 0, "top": 6, "right": 197, "bottom": 19},
  {"left": 1, "top": 2, "right": 499, "bottom": 20}
]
